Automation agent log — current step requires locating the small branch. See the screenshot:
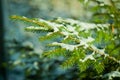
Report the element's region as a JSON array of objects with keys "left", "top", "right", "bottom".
[
  {"left": 90, "top": 45, "right": 120, "bottom": 64},
  {"left": 10, "top": 15, "right": 53, "bottom": 30}
]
